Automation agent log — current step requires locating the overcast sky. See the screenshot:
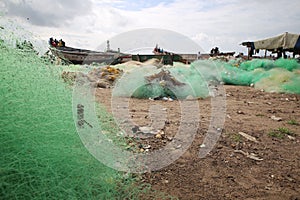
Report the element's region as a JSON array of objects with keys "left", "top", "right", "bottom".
[{"left": 1, "top": 0, "right": 300, "bottom": 54}]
